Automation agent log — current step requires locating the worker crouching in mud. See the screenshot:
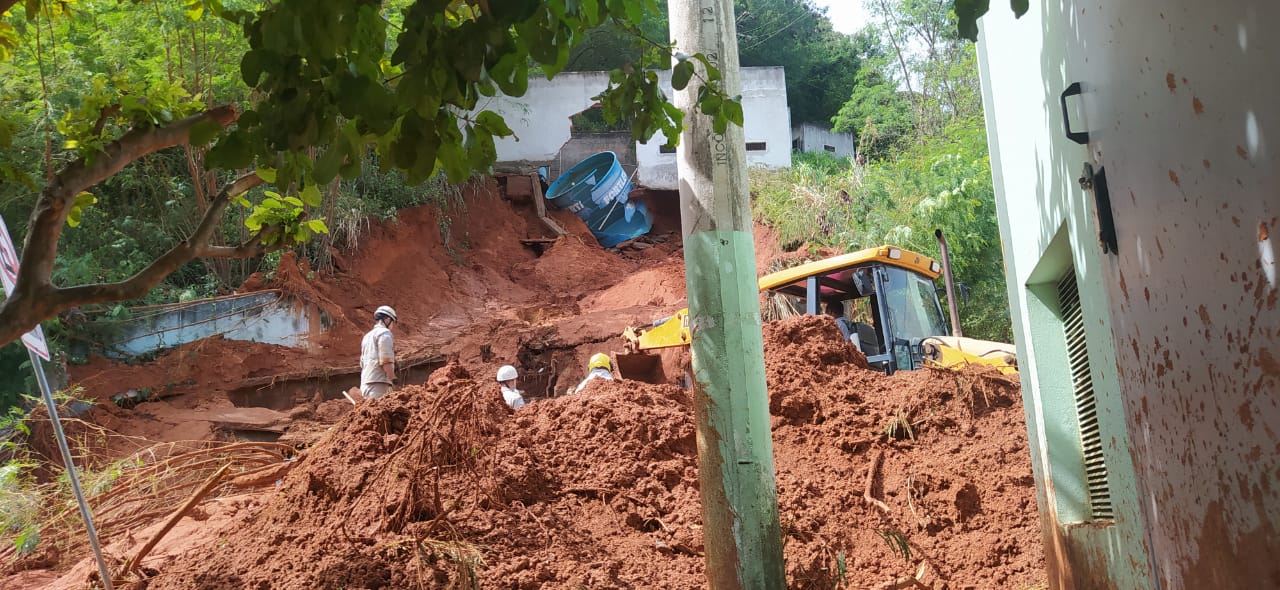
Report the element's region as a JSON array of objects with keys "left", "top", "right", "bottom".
[
  {"left": 496, "top": 364, "right": 526, "bottom": 409},
  {"left": 345, "top": 305, "right": 398, "bottom": 404},
  {"left": 570, "top": 353, "right": 615, "bottom": 394}
]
